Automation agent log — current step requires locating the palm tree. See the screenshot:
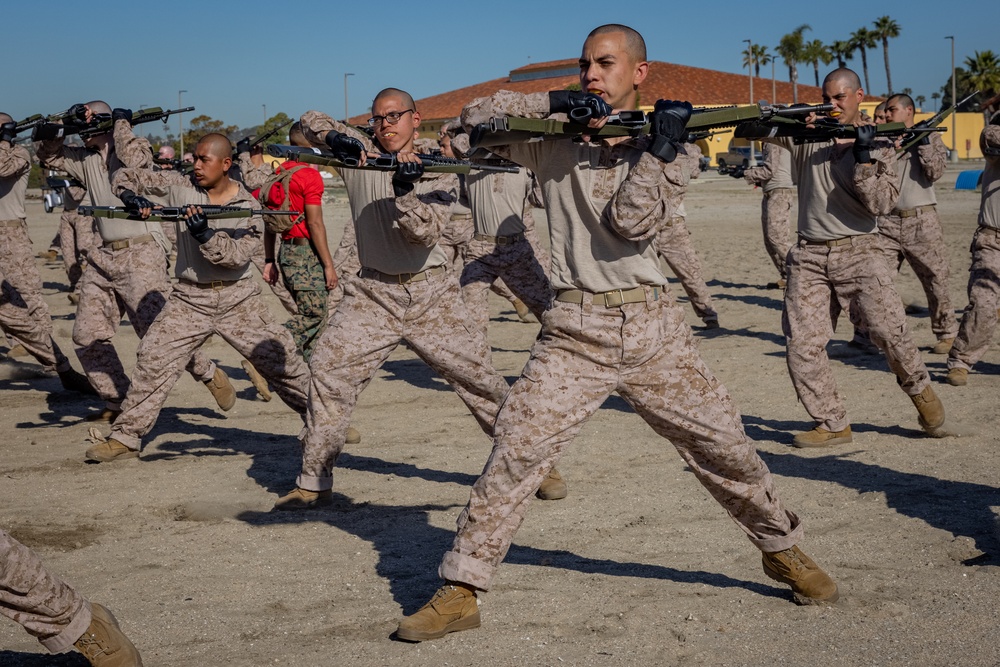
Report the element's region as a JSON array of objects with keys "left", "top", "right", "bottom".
[
  {"left": 776, "top": 24, "right": 811, "bottom": 103},
  {"left": 742, "top": 43, "right": 772, "bottom": 78},
  {"left": 964, "top": 50, "right": 1000, "bottom": 99},
  {"left": 915, "top": 94, "right": 926, "bottom": 110},
  {"left": 931, "top": 91, "right": 941, "bottom": 111},
  {"left": 850, "top": 27, "right": 877, "bottom": 93},
  {"left": 802, "top": 40, "right": 833, "bottom": 87},
  {"left": 830, "top": 40, "right": 854, "bottom": 68},
  {"left": 872, "top": 16, "right": 901, "bottom": 95}
]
